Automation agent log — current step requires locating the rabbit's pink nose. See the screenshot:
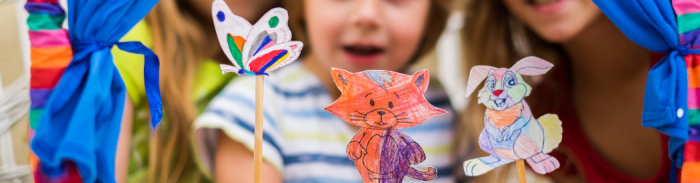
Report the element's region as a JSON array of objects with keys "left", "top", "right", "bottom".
[{"left": 493, "top": 90, "right": 503, "bottom": 96}]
